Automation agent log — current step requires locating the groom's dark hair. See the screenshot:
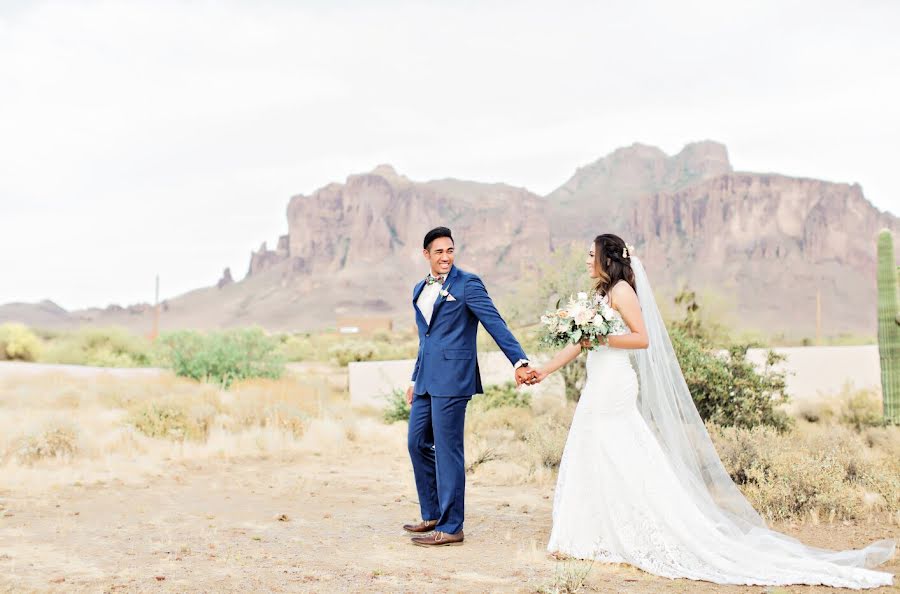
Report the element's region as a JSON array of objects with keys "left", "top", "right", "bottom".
[{"left": 423, "top": 227, "right": 454, "bottom": 250}]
